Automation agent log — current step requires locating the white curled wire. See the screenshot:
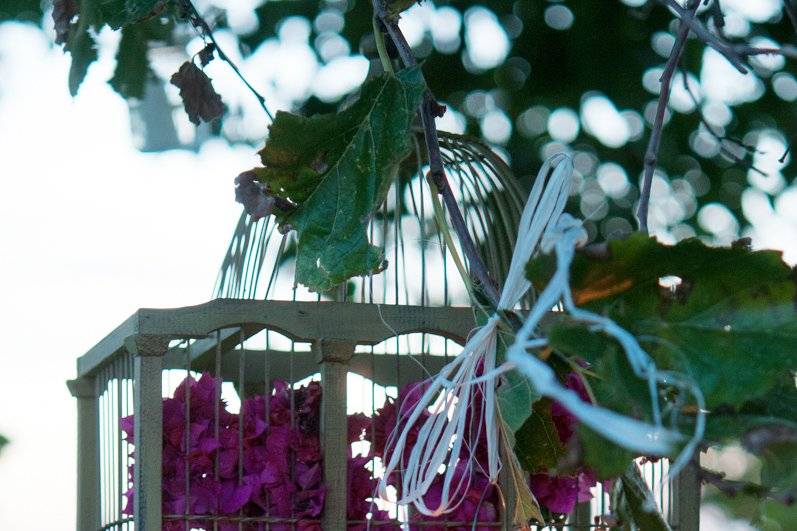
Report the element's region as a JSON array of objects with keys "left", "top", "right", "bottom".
[
  {"left": 378, "top": 154, "right": 574, "bottom": 516},
  {"left": 506, "top": 214, "right": 704, "bottom": 473},
  {"left": 378, "top": 153, "right": 704, "bottom": 518}
]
